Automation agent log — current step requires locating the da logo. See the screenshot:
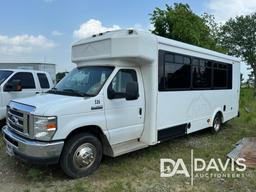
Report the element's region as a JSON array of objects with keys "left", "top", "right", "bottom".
[
  {"left": 160, "top": 150, "right": 247, "bottom": 186},
  {"left": 160, "top": 159, "right": 190, "bottom": 177}
]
